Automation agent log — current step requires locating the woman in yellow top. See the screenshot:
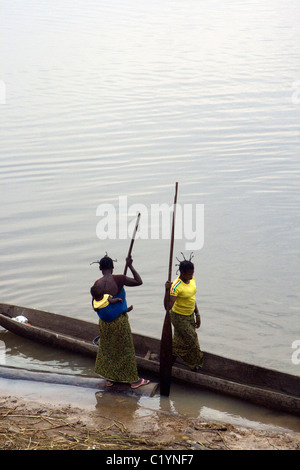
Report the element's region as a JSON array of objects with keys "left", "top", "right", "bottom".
[{"left": 164, "top": 259, "right": 203, "bottom": 371}]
